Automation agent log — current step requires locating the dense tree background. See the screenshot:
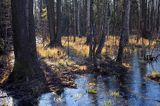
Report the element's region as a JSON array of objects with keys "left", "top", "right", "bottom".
[{"left": 0, "top": 0, "right": 159, "bottom": 104}]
